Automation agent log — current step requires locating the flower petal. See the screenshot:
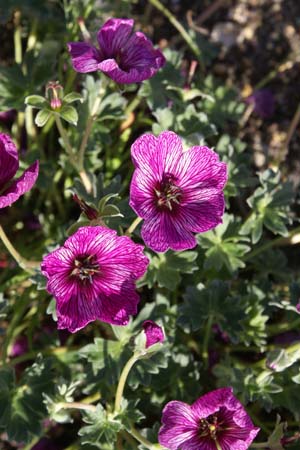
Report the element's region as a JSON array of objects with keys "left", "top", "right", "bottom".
[
  {"left": 67, "top": 42, "right": 102, "bottom": 73},
  {"left": 0, "top": 133, "right": 19, "bottom": 189},
  {"left": 97, "top": 18, "right": 134, "bottom": 57},
  {"left": 143, "top": 320, "right": 165, "bottom": 348},
  {"left": 97, "top": 288, "right": 140, "bottom": 326},
  {"left": 154, "top": 131, "right": 183, "bottom": 179},
  {"left": 41, "top": 226, "right": 148, "bottom": 332},
  {"left": 178, "top": 192, "right": 225, "bottom": 233},
  {"left": 179, "top": 146, "right": 227, "bottom": 190},
  {"left": 129, "top": 170, "right": 157, "bottom": 220},
  {"left": 0, "top": 161, "right": 39, "bottom": 209},
  {"left": 131, "top": 133, "right": 159, "bottom": 169},
  {"left": 158, "top": 401, "right": 198, "bottom": 450},
  {"left": 141, "top": 211, "right": 197, "bottom": 252},
  {"left": 191, "top": 387, "right": 233, "bottom": 418}
]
